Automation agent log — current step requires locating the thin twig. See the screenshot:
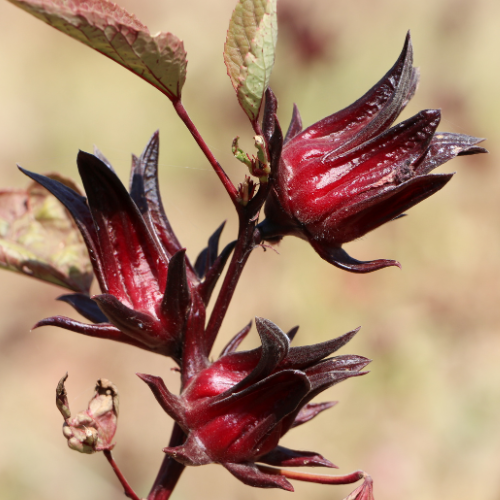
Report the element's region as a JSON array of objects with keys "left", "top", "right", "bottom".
[
  {"left": 103, "top": 450, "right": 142, "bottom": 500},
  {"left": 257, "top": 465, "right": 365, "bottom": 485},
  {"left": 172, "top": 98, "right": 239, "bottom": 204}
]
